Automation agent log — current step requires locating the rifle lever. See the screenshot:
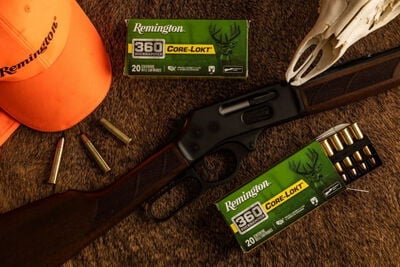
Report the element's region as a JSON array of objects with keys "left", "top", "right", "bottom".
[
  {"left": 145, "top": 142, "right": 248, "bottom": 221},
  {"left": 144, "top": 168, "right": 202, "bottom": 221}
]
